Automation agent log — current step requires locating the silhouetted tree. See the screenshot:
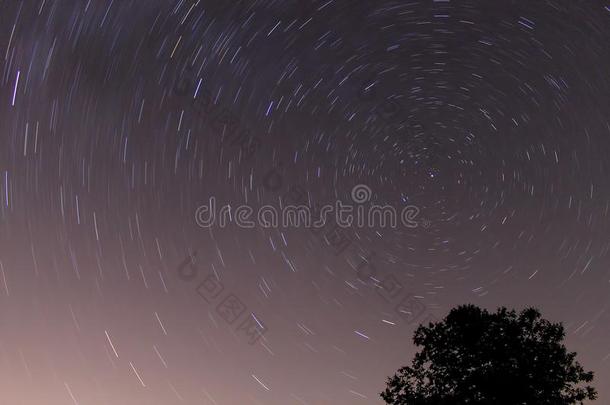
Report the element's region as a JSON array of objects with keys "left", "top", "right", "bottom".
[{"left": 381, "top": 305, "right": 597, "bottom": 404}]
